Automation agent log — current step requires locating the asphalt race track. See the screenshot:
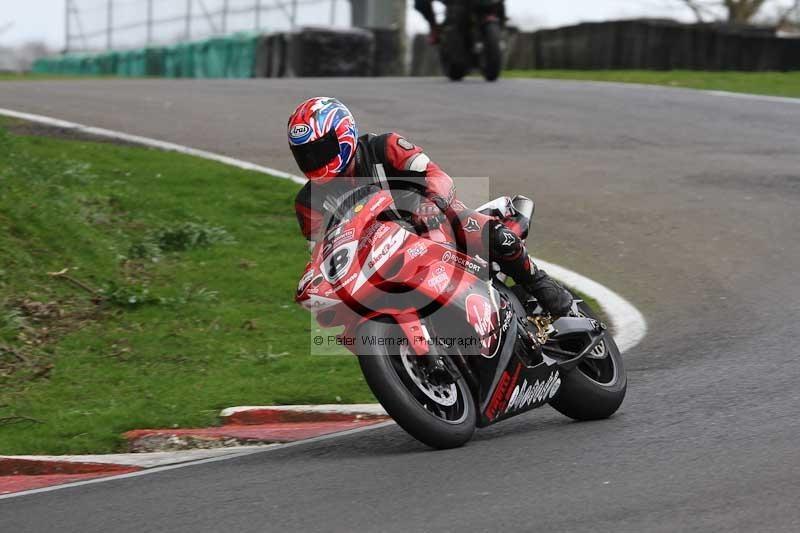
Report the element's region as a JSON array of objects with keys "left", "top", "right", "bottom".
[{"left": 1, "top": 78, "right": 799, "bottom": 532}]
